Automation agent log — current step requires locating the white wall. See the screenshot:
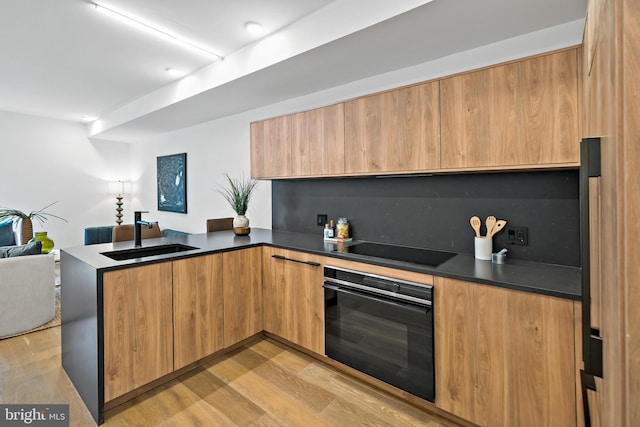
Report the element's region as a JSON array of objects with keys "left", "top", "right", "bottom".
[
  {"left": 0, "top": 110, "right": 130, "bottom": 248},
  {"left": 128, "top": 112, "right": 272, "bottom": 234}
]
